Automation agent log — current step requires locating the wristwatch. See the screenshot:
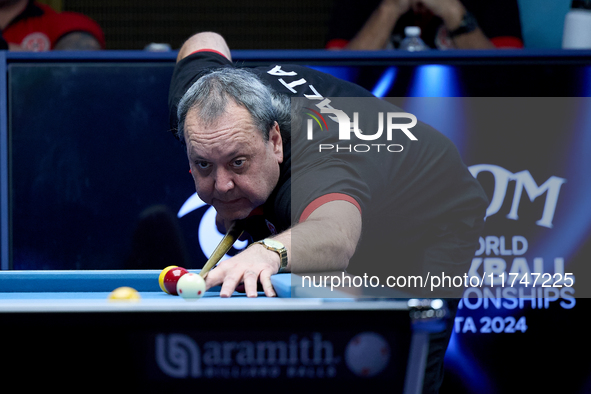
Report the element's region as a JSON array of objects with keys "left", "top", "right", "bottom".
[
  {"left": 448, "top": 11, "right": 479, "bottom": 38},
  {"left": 250, "top": 238, "right": 288, "bottom": 273}
]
